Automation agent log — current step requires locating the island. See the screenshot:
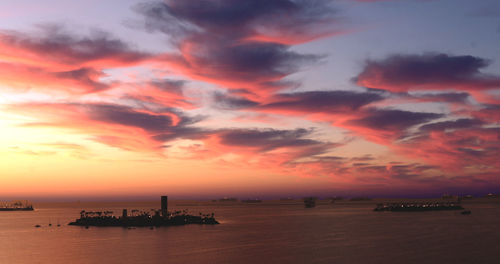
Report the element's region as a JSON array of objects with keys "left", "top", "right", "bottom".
[
  {"left": 0, "top": 201, "right": 34, "bottom": 211},
  {"left": 69, "top": 196, "right": 219, "bottom": 227}
]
